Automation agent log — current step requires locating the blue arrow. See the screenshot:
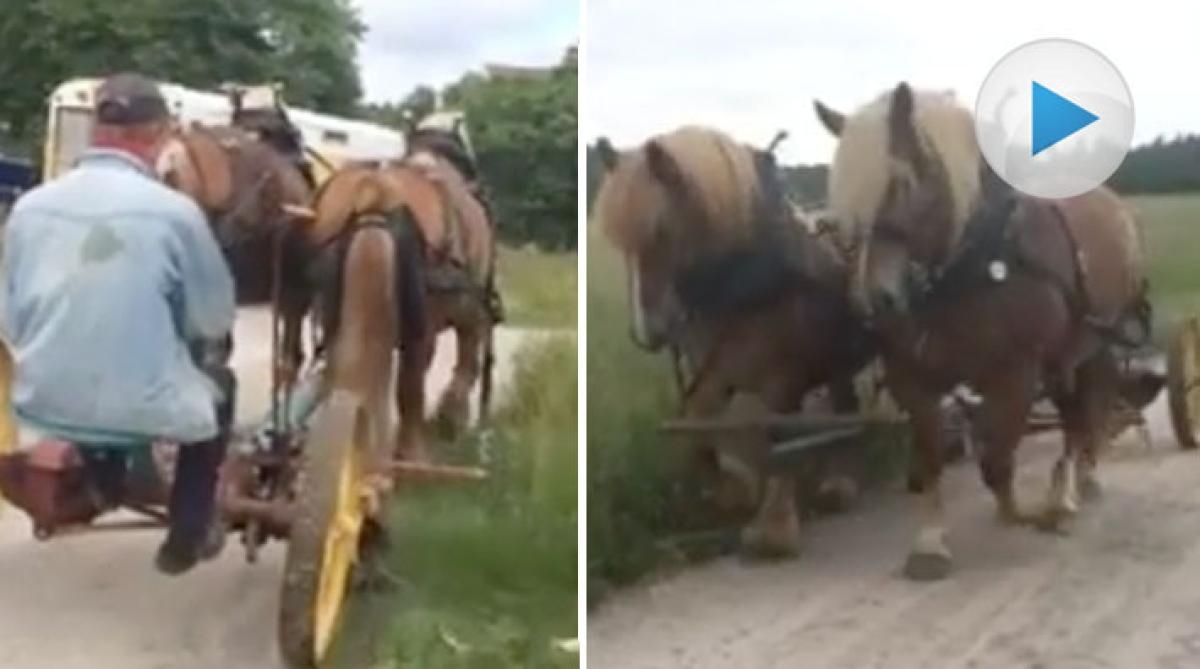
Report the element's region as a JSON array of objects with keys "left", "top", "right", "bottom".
[{"left": 1031, "top": 81, "right": 1099, "bottom": 156}]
